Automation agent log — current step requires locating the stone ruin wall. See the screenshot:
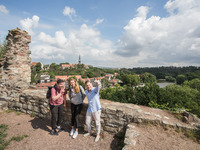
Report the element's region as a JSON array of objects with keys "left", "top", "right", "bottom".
[{"left": 0, "top": 28, "right": 31, "bottom": 105}]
